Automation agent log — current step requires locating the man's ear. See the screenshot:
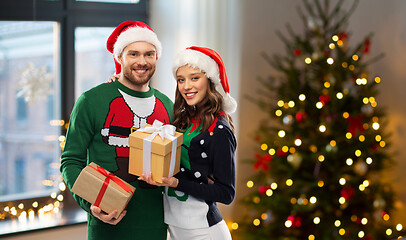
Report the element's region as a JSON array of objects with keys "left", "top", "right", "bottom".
[{"left": 117, "top": 55, "right": 123, "bottom": 64}]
